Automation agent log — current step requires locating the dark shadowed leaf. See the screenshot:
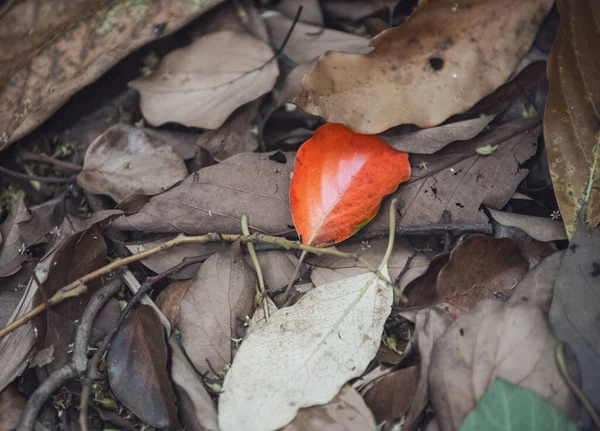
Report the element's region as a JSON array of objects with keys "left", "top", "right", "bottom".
[
  {"left": 363, "top": 365, "right": 419, "bottom": 424},
  {"left": 111, "top": 153, "right": 294, "bottom": 235},
  {"left": 179, "top": 241, "right": 256, "bottom": 377},
  {"left": 0, "top": 0, "right": 225, "bottom": 148},
  {"left": 0, "top": 386, "right": 26, "bottom": 431},
  {"left": 0, "top": 194, "right": 29, "bottom": 277},
  {"left": 492, "top": 220, "right": 558, "bottom": 268},
  {"left": 549, "top": 208, "right": 600, "bottom": 422},
  {"left": 430, "top": 300, "right": 579, "bottom": 431},
  {"left": 488, "top": 208, "right": 567, "bottom": 242},
  {"left": 281, "top": 385, "right": 376, "bottom": 431},
  {"left": 107, "top": 305, "right": 178, "bottom": 429},
  {"left": 17, "top": 196, "right": 65, "bottom": 247},
  {"left": 156, "top": 280, "right": 193, "bottom": 328},
  {"left": 459, "top": 379, "right": 577, "bottom": 431},
  {"left": 77, "top": 125, "right": 188, "bottom": 202}
]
